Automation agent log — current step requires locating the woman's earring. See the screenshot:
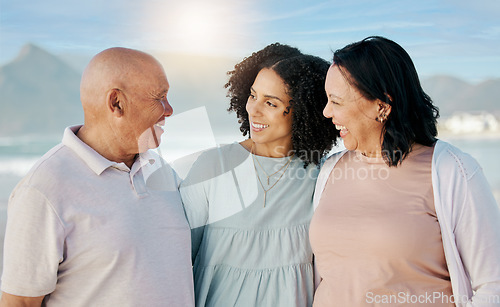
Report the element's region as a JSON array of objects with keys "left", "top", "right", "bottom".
[{"left": 376, "top": 112, "right": 388, "bottom": 123}]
